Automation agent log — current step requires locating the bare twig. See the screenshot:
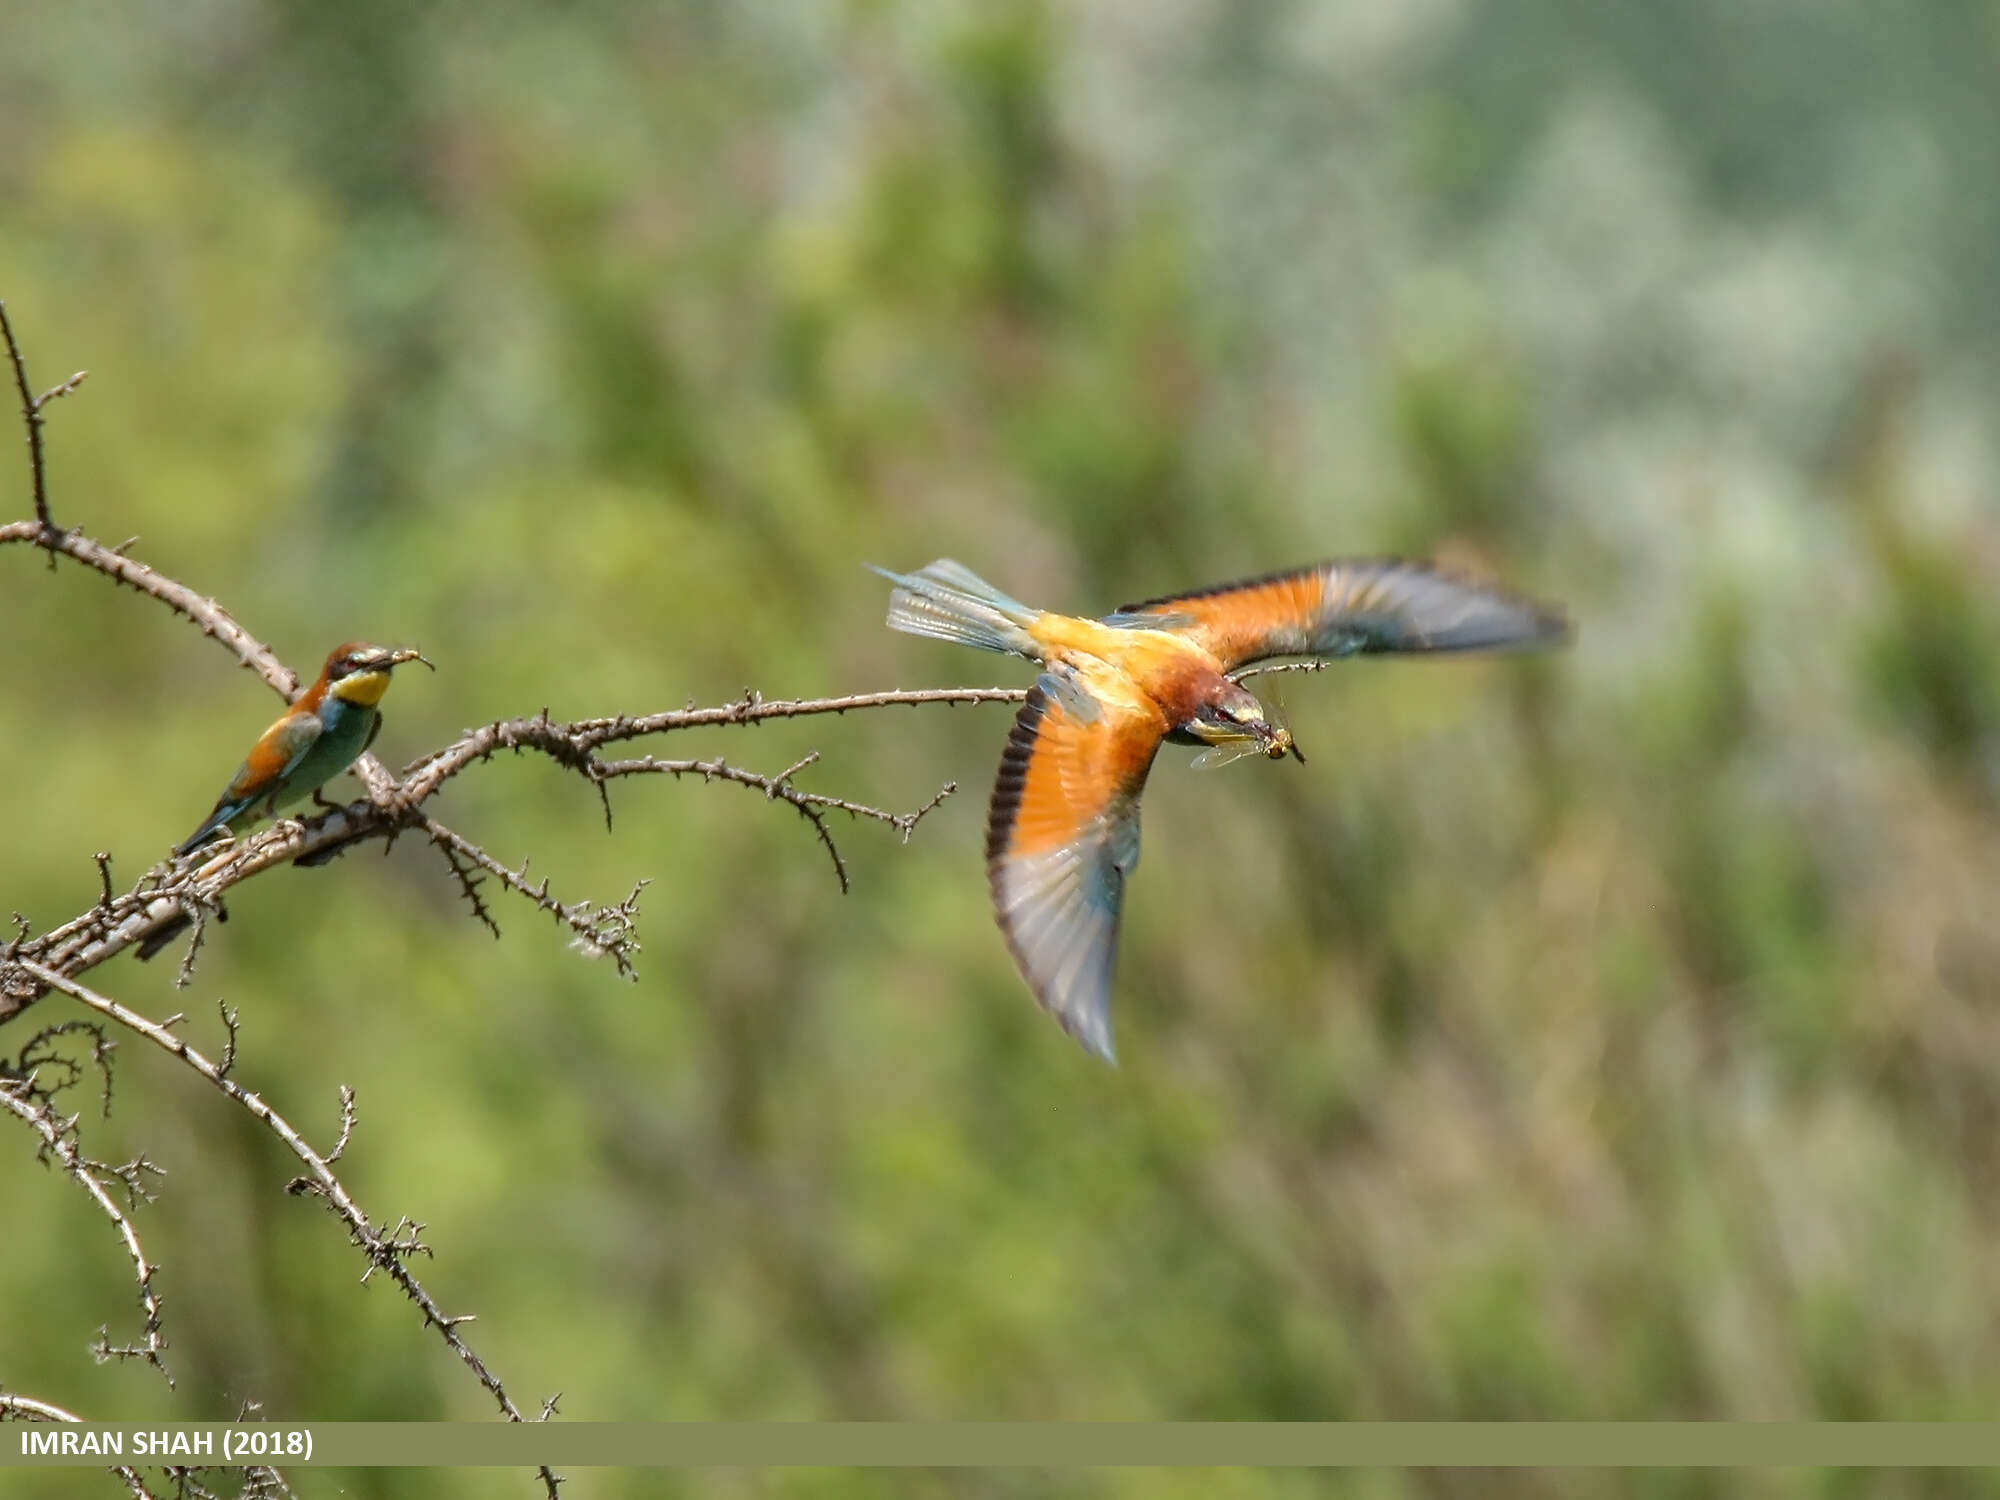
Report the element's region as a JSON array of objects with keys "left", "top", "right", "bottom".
[
  {"left": 166, "top": 1471, "right": 222, "bottom": 1500},
  {"left": 586, "top": 750, "right": 959, "bottom": 893},
  {"left": 0, "top": 1080, "right": 170, "bottom": 1382},
  {"left": 397, "top": 686, "right": 1026, "bottom": 800},
  {"left": 888, "top": 780, "right": 959, "bottom": 843},
  {"left": 169, "top": 901, "right": 215, "bottom": 990},
  {"left": 1231, "top": 659, "right": 1329, "bottom": 682},
  {"left": 0, "top": 519, "right": 301, "bottom": 699},
  {"left": 0, "top": 1390, "right": 90, "bottom": 1422},
  {"left": 13, "top": 961, "right": 563, "bottom": 1500},
  {"left": 419, "top": 818, "right": 649, "bottom": 976},
  {"left": 326, "top": 1085, "right": 356, "bottom": 1165},
  {"left": 214, "top": 999, "right": 240, "bottom": 1079},
  {"left": 16, "top": 1016, "right": 118, "bottom": 1115},
  {"left": 429, "top": 832, "right": 504, "bottom": 940},
  {"left": 0, "top": 1391, "right": 164, "bottom": 1500},
  {"left": 0, "top": 308, "right": 289, "bottom": 694},
  {"left": 0, "top": 299, "right": 85, "bottom": 529}
]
